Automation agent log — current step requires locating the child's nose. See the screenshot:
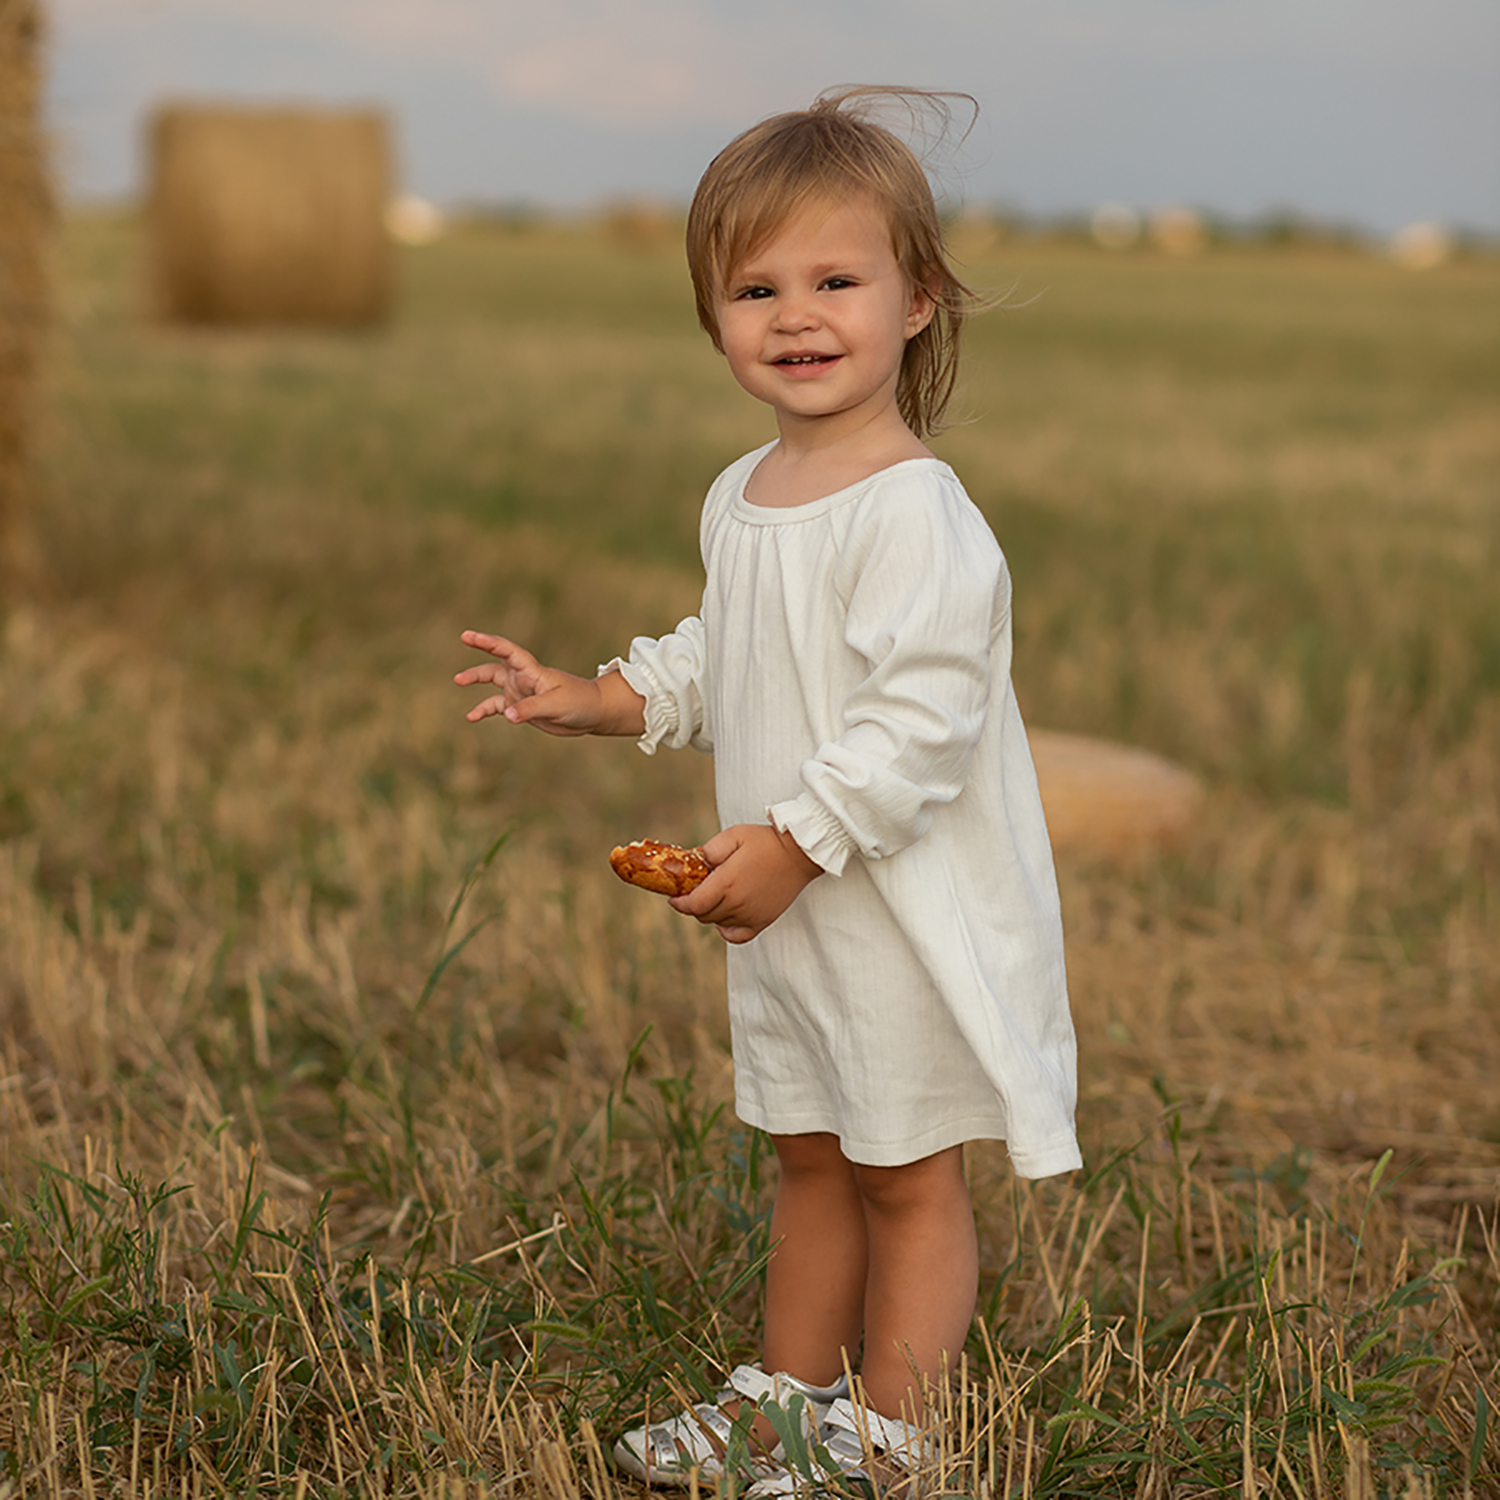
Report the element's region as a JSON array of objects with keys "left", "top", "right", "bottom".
[{"left": 773, "top": 290, "right": 820, "bottom": 332}]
